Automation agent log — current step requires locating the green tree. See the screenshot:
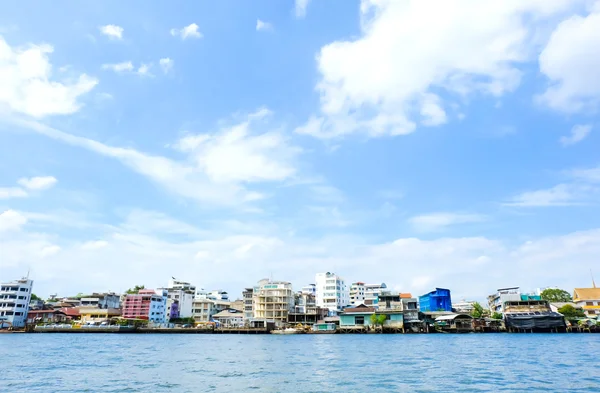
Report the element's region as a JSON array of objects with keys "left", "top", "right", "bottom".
[
  {"left": 557, "top": 304, "right": 585, "bottom": 319},
  {"left": 370, "top": 314, "right": 387, "bottom": 331},
  {"left": 540, "top": 288, "right": 572, "bottom": 302},
  {"left": 126, "top": 285, "right": 145, "bottom": 294},
  {"left": 30, "top": 293, "right": 41, "bottom": 301},
  {"left": 491, "top": 312, "right": 503, "bottom": 320},
  {"left": 471, "top": 302, "right": 484, "bottom": 318}
]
